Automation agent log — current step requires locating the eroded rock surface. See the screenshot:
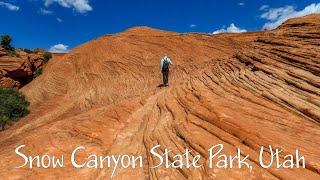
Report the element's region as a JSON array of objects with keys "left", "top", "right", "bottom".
[
  {"left": 0, "top": 15, "right": 319, "bottom": 179},
  {"left": 0, "top": 48, "right": 46, "bottom": 88}
]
